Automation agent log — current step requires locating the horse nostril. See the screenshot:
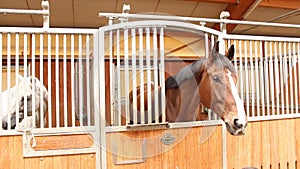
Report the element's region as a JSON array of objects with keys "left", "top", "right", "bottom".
[
  {"left": 2, "top": 122, "right": 7, "bottom": 130},
  {"left": 233, "top": 119, "right": 243, "bottom": 129}
]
